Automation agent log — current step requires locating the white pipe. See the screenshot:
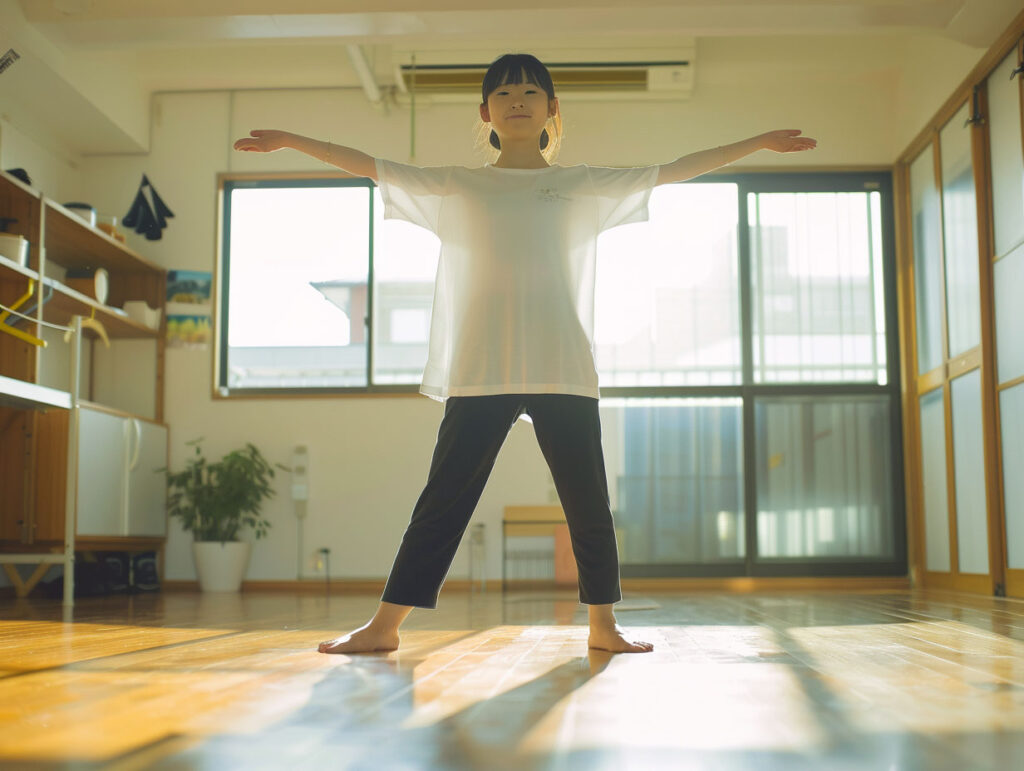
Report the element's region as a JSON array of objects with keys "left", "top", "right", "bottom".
[
  {"left": 393, "top": 63, "right": 408, "bottom": 95},
  {"left": 346, "top": 44, "right": 381, "bottom": 105}
]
